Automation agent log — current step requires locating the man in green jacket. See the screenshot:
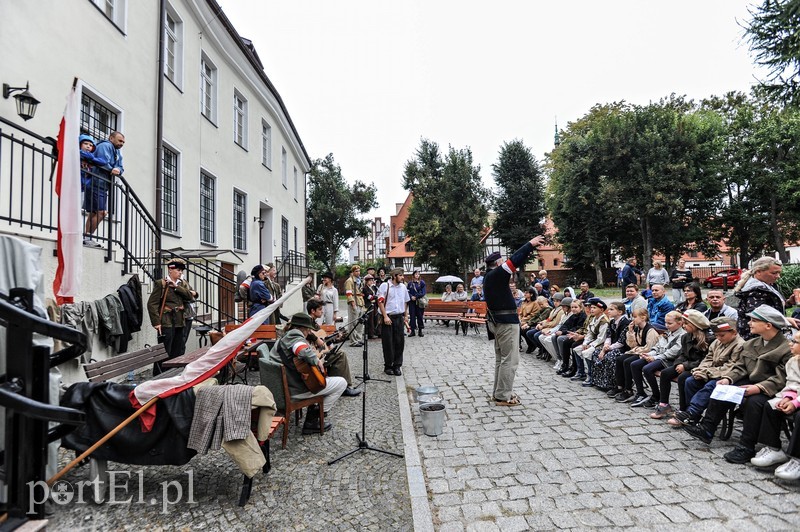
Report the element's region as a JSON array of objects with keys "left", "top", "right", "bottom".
[
  {"left": 269, "top": 312, "right": 347, "bottom": 433},
  {"left": 684, "top": 305, "right": 792, "bottom": 460},
  {"left": 146, "top": 258, "right": 196, "bottom": 373}
]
